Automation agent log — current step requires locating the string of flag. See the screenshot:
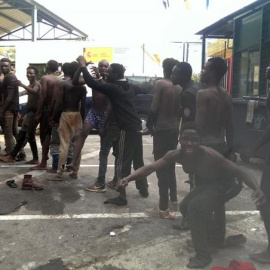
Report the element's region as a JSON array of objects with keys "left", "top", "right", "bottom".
[{"left": 162, "top": 0, "right": 210, "bottom": 10}]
